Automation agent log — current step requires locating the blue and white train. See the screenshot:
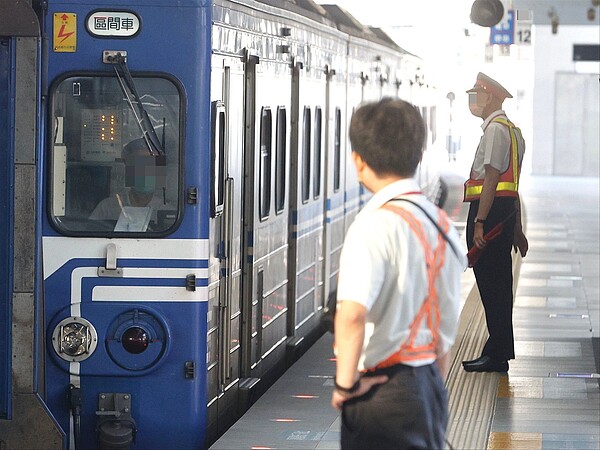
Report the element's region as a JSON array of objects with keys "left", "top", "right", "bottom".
[{"left": 0, "top": 0, "right": 452, "bottom": 448}]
